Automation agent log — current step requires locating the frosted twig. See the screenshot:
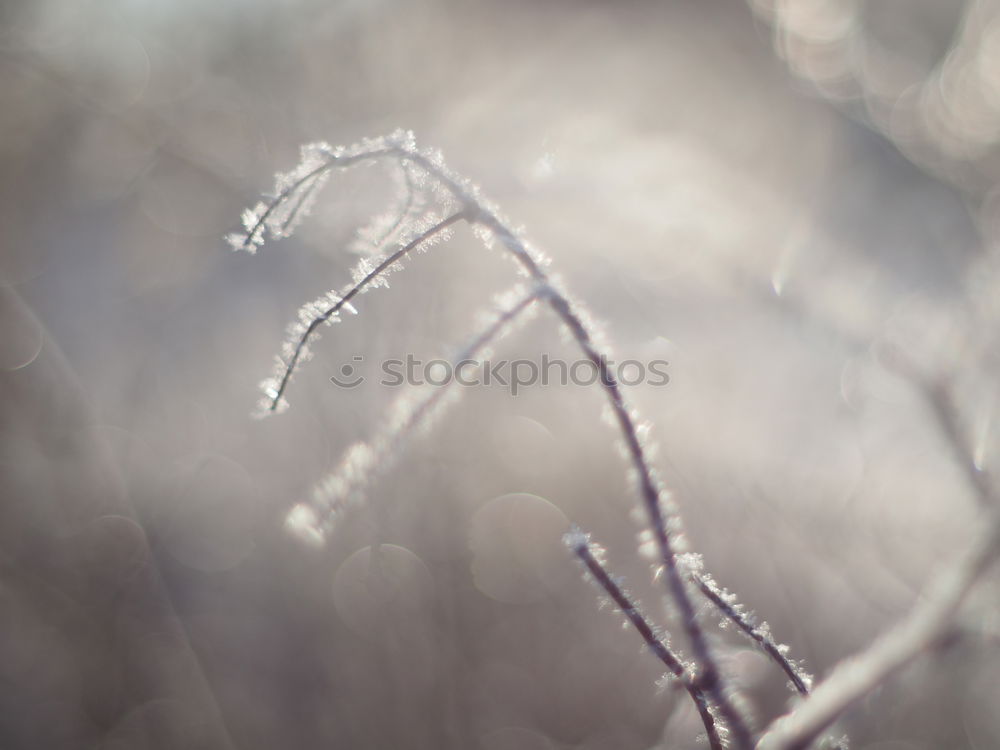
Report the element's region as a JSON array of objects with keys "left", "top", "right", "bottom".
[
  {"left": 756, "top": 511, "right": 1000, "bottom": 750},
  {"left": 694, "top": 574, "right": 811, "bottom": 696},
  {"left": 234, "top": 131, "right": 749, "bottom": 747},
  {"left": 265, "top": 210, "right": 468, "bottom": 413},
  {"left": 230, "top": 143, "right": 398, "bottom": 254},
  {"left": 276, "top": 170, "right": 326, "bottom": 239},
  {"left": 568, "top": 529, "right": 725, "bottom": 750},
  {"left": 694, "top": 574, "right": 851, "bottom": 750},
  {"left": 286, "top": 284, "right": 541, "bottom": 543},
  {"left": 538, "top": 303, "right": 752, "bottom": 748},
  {"left": 400, "top": 140, "right": 753, "bottom": 749},
  {"left": 356, "top": 160, "right": 421, "bottom": 255}
]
